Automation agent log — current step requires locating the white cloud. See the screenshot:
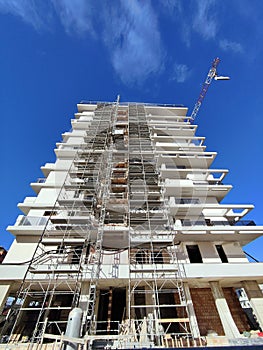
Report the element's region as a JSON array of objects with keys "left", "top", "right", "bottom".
[
  {"left": 172, "top": 63, "right": 191, "bottom": 83},
  {"left": 160, "top": 0, "right": 182, "bottom": 14},
  {"left": 0, "top": 0, "right": 96, "bottom": 35},
  {"left": 159, "top": 0, "right": 219, "bottom": 45},
  {"left": 102, "top": 1, "right": 165, "bottom": 85},
  {"left": 0, "top": 0, "right": 165, "bottom": 86},
  {"left": 51, "top": 0, "right": 95, "bottom": 36},
  {"left": 0, "top": 0, "right": 51, "bottom": 30},
  {"left": 180, "top": 23, "right": 191, "bottom": 48},
  {"left": 219, "top": 39, "right": 244, "bottom": 54},
  {"left": 160, "top": 0, "right": 191, "bottom": 47},
  {"left": 192, "top": 0, "right": 218, "bottom": 40}
]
